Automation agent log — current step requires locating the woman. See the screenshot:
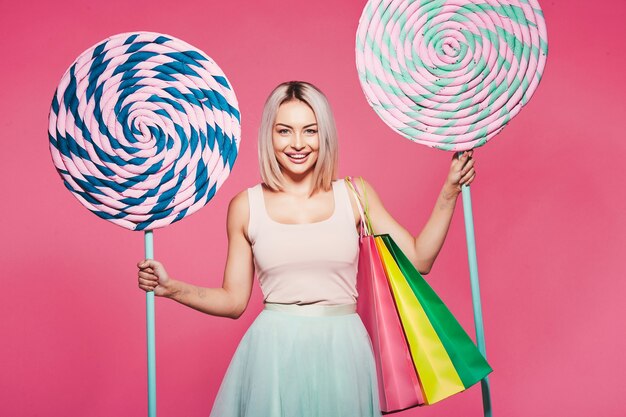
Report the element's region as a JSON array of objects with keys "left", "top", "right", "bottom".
[{"left": 137, "top": 81, "right": 475, "bottom": 416}]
